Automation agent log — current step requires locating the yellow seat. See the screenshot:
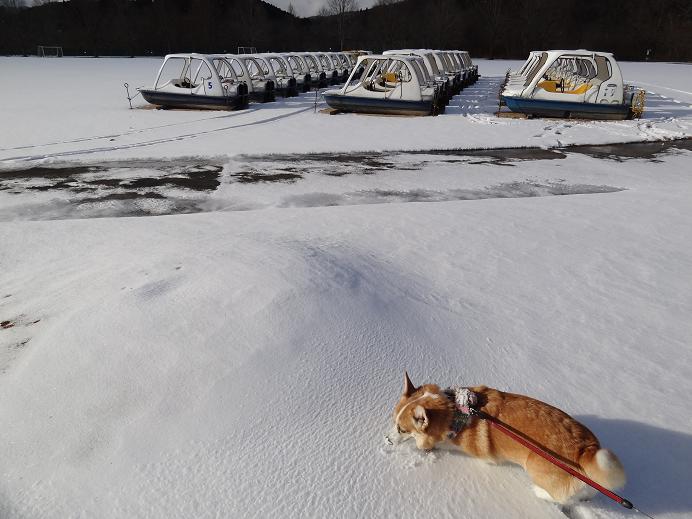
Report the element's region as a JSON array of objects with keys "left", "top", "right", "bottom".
[
  {"left": 537, "top": 80, "right": 561, "bottom": 92},
  {"left": 537, "top": 80, "right": 590, "bottom": 95}
]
